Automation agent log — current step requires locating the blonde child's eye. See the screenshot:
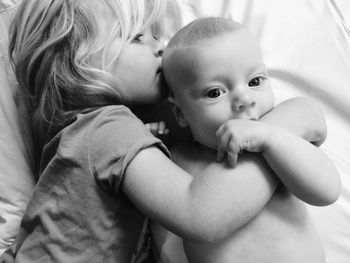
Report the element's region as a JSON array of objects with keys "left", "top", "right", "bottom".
[
  {"left": 152, "top": 24, "right": 162, "bottom": 40},
  {"left": 133, "top": 33, "right": 144, "bottom": 42},
  {"left": 206, "top": 88, "right": 224, "bottom": 98},
  {"left": 249, "top": 77, "right": 264, "bottom": 87}
]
